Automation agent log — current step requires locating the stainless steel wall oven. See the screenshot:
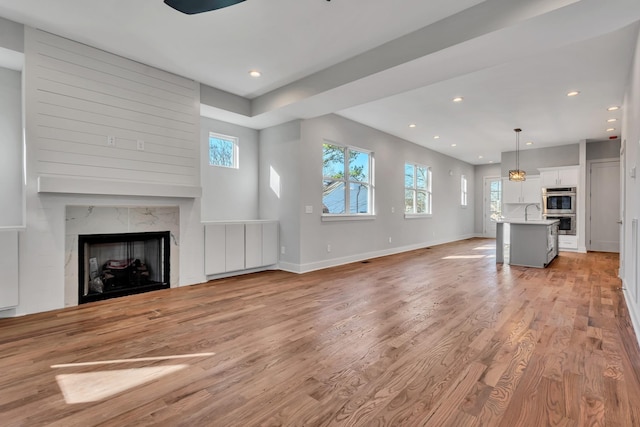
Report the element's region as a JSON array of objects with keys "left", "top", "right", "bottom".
[
  {"left": 543, "top": 214, "right": 576, "bottom": 235},
  {"left": 542, "top": 187, "right": 576, "bottom": 215}
]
